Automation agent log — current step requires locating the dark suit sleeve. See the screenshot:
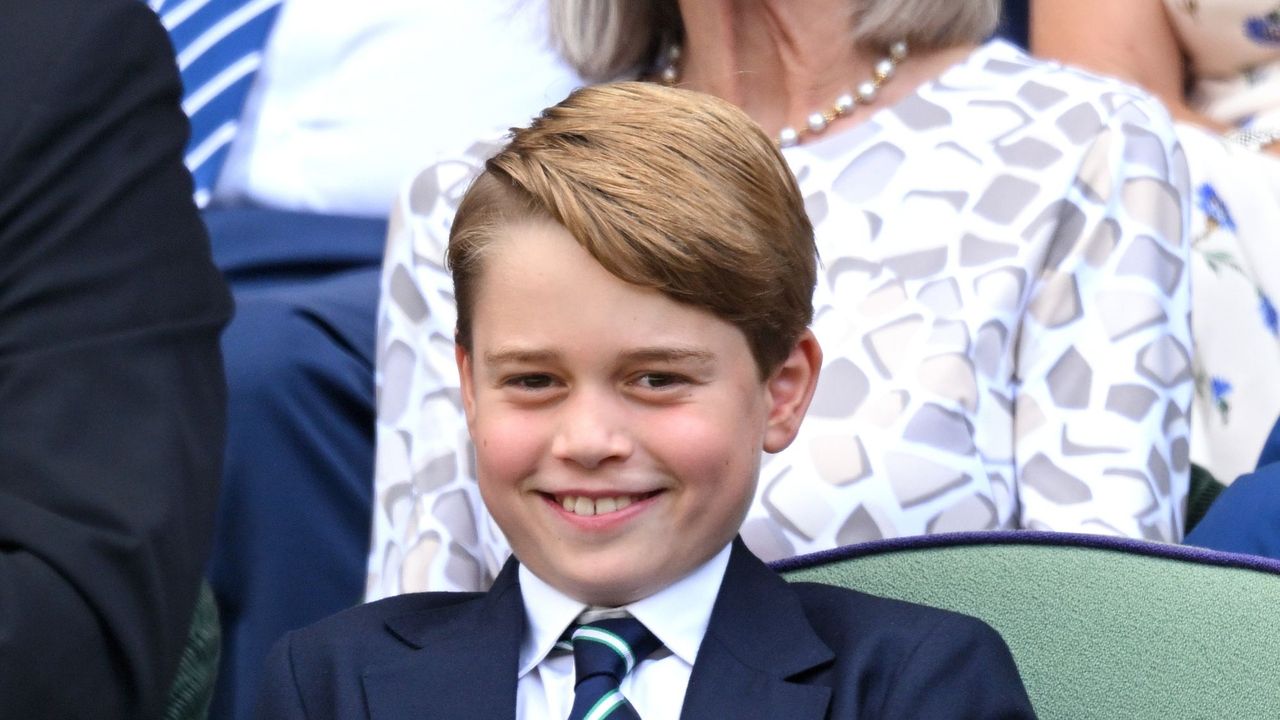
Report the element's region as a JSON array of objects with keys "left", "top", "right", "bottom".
[
  {"left": 0, "top": 0, "right": 232, "bottom": 717},
  {"left": 878, "top": 614, "right": 1038, "bottom": 719},
  {"left": 256, "top": 635, "right": 313, "bottom": 720}
]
